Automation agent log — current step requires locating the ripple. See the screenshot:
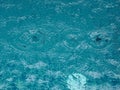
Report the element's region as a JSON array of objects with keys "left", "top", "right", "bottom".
[
  {"left": 60, "top": 28, "right": 84, "bottom": 51},
  {"left": 8, "top": 24, "right": 59, "bottom": 52},
  {"left": 88, "top": 30, "right": 113, "bottom": 49}
]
